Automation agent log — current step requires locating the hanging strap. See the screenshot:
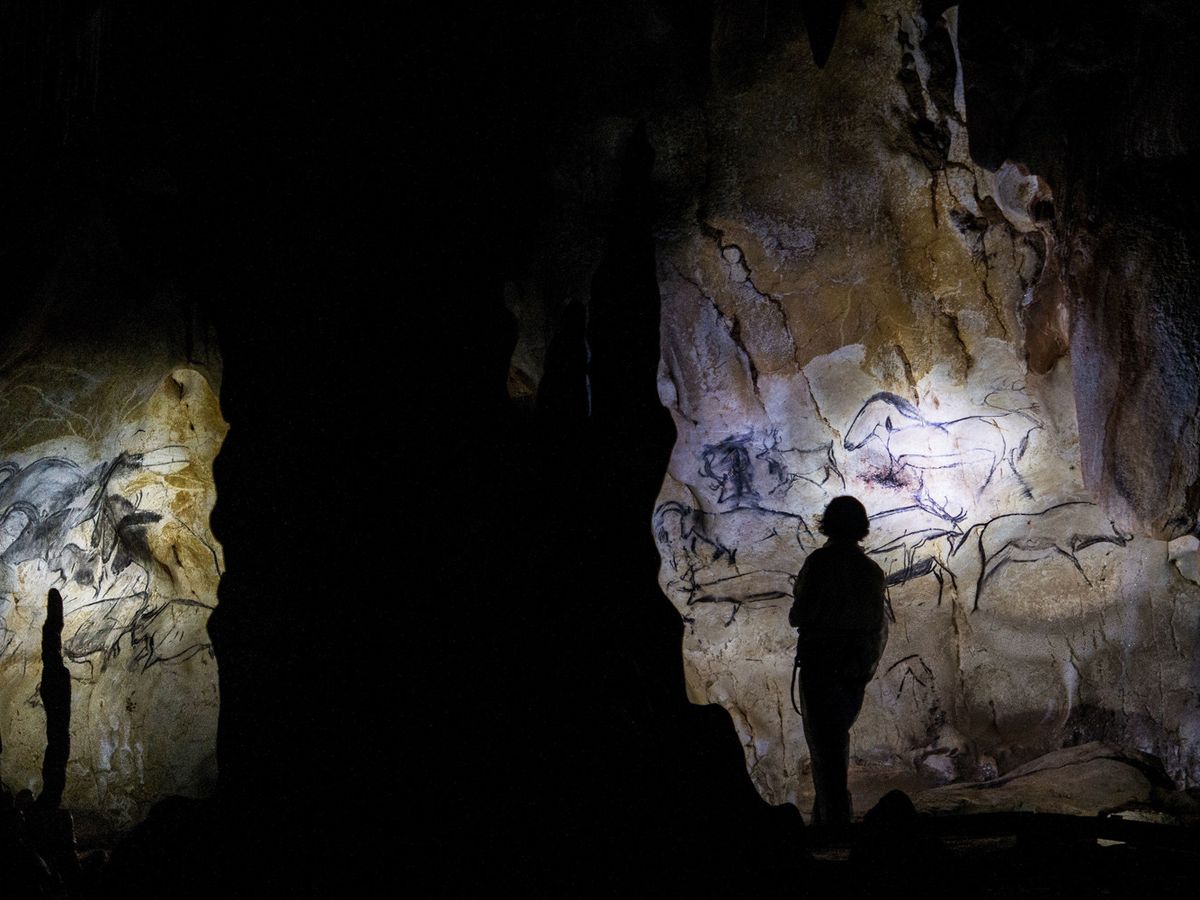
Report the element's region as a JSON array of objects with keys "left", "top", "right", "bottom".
[{"left": 791, "top": 644, "right": 803, "bottom": 716}]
